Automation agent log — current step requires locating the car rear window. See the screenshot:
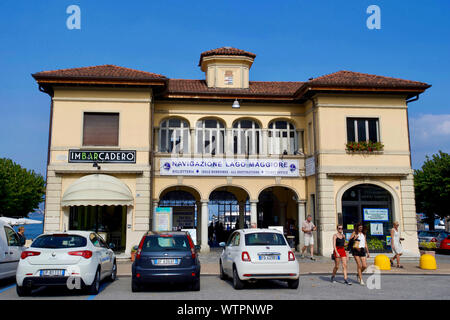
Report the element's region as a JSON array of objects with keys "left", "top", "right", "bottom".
[
  {"left": 244, "top": 233, "right": 286, "bottom": 246},
  {"left": 142, "top": 235, "right": 190, "bottom": 252},
  {"left": 31, "top": 234, "right": 87, "bottom": 249}
]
